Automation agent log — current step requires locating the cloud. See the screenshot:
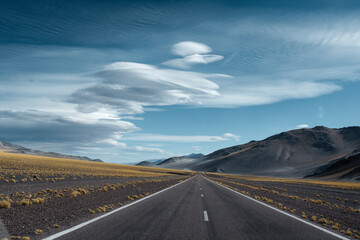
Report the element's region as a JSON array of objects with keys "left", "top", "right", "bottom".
[
  {"left": 0, "top": 110, "right": 138, "bottom": 143},
  {"left": 163, "top": 54, "right": 224, "bottom": 69},
  {"left": 163, "top": 41, "right": 224, "bottom": 69},
  {"left": 192, "top": 146, "right": 202, "bottom": 151},
  {"left": 223, "top": 133, "right": 240, "bottom": 141},
  {"left": 296, "top": 124, "right": 309, "bottom": 129},
  {"left": 171, "top": 41, "right": 212, "bottom": 56},
  {"left": 68, "top": 59, "right": 342, "bottom": 115},
  {"left": 202, "top": 79, "right": 341, "bottom": 108},
  {"left": 69, "top": 61, "right": 228, "bottom": 115},
  {"left": 122, "top": 133, "right": 240, "bottom": 142},
  {"left": 130, "top": 146, "right": 165, "bottom": 153}
]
